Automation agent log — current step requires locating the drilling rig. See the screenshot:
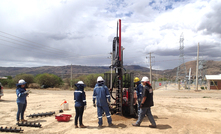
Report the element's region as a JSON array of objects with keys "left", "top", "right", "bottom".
[{"left": 104, "top": 19, "right": 137, "bottom": 117}]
